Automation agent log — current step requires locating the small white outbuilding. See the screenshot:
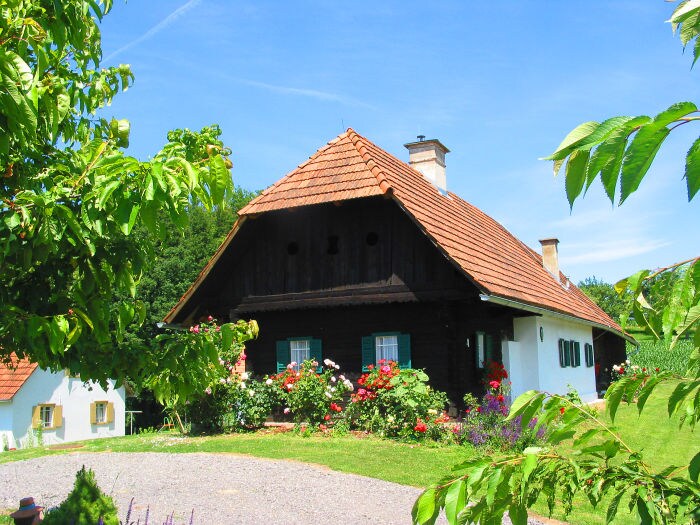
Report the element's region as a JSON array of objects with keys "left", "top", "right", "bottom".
[{"left": 0, "top": 355, "right": 125, "bottom": 450}]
